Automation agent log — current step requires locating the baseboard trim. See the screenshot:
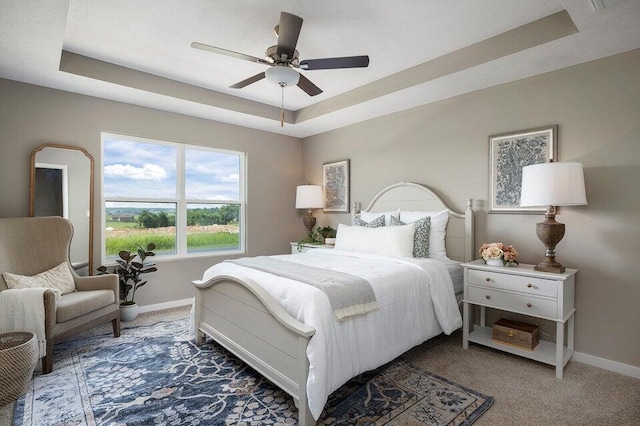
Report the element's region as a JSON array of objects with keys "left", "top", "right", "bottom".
[
  {"left": 138, "top": 298, "right": 193, "bottom": 314},
  {"left": 573, "top": 351, "right": 640, "bottom": 379}
]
